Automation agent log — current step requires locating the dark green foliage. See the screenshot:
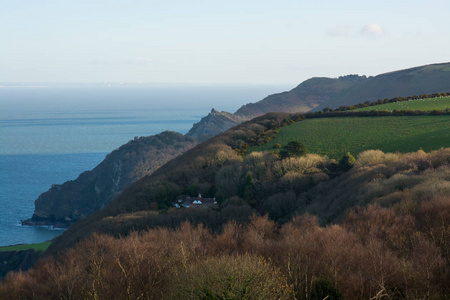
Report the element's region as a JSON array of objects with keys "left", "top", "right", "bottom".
[
  {"left": 312, "top": 279, "right": 343, "bottom": 300},
  {"left": 339, "top": 152, "right": 356, "bottom": 171},
  {"left": 240, "top": 173, "right": 255, "bottom": 203},
  {"left": 233, "top": 114, "right": 296, "bottom": 155},
  {"left": 184, "top": 184, "right": 200, "bottom": 197},
  {"left": 279, "top": 141, "right": 306, "bottom": 159},
  {"left": 263, "top": 191, "right": 299, "bottom": 223}
]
